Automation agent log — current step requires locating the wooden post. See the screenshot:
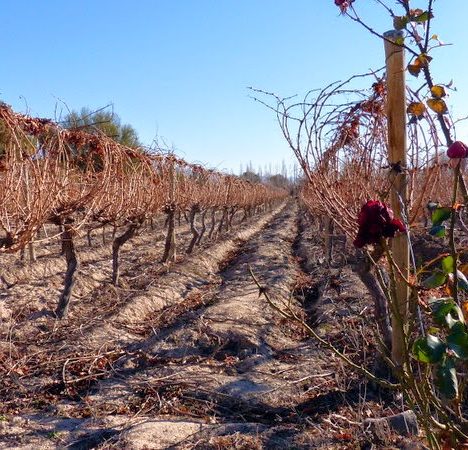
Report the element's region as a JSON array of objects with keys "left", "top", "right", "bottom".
[{"left": 384, "top": 30, "right": 409, "bottom": 367}]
